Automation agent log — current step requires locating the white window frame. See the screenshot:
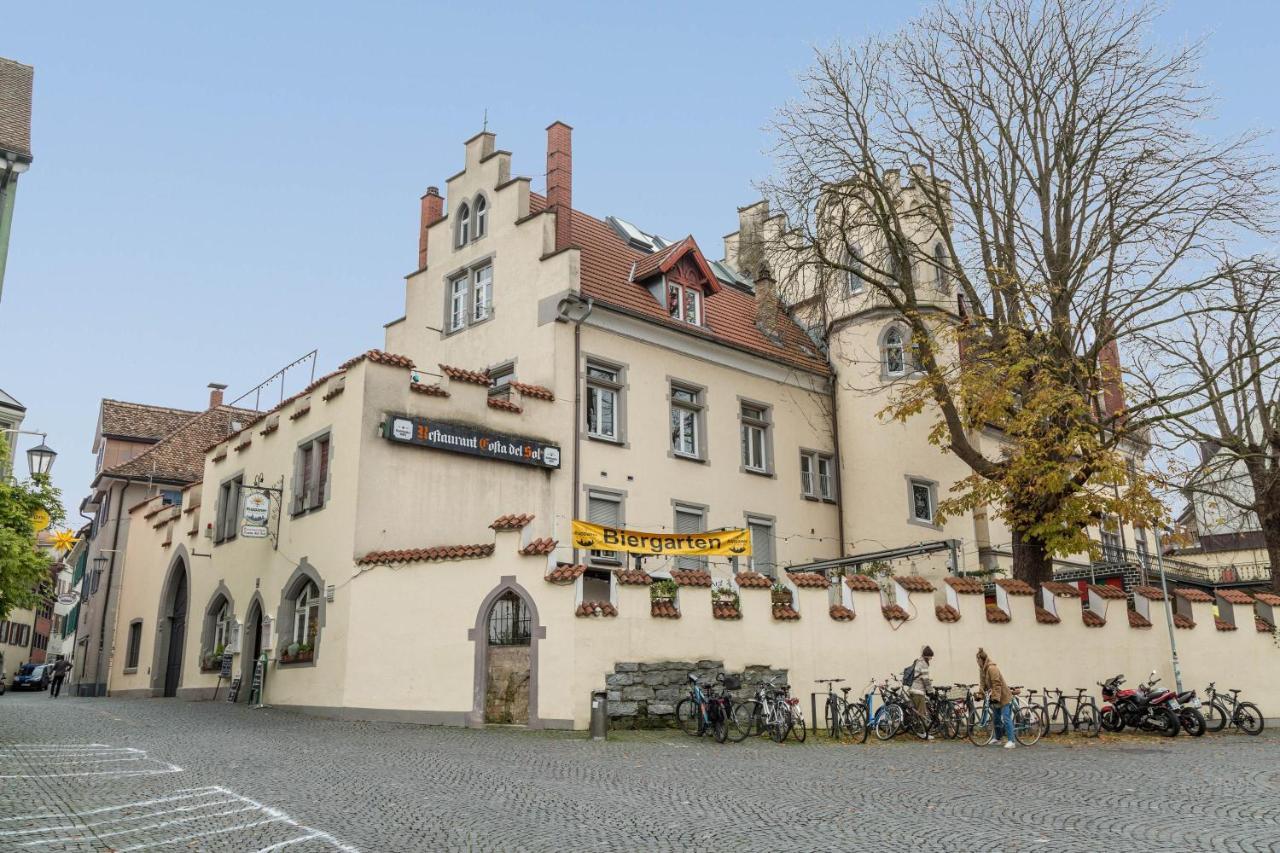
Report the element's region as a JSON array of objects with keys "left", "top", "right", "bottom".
[
  {"left": 213, "top": 601, "right": 230, "bottom": 650},
  {"left": 739, "top": 402, "right": 771, "bottom": 474},
  {"left": 472, "top": 263, "right": 492, "bottom": 322},
  {"left": 215, "top": 475, "right": 242, "bottom": 543},
  {"left": 667, "top": 282, "right": 702, "bottom": 326},
  {"left": 585, "top": 361, "right": 622, "bottom": 442},
  {"left": 445, "top": 261, "right": 494, "bottom": 333},
  {"left": 456, "top": 201, "right": 470, "bottom": 246},
  {"left": 293, "top": 581, "right": 320, "bottom": 646},
  {"left": 669, "top": 384, "right": 702, "bottom": 460},
  {"left": 884, "top": 327, "right": 906, "bottom": 377},
  {"left": 448, "top": 275, "right": 468, "bottom": 332},
  {"left": 473, "top": 195, "right": 487, "bottom": 239},
  {"left": 908, "top": 477, "right": 936, "bottom": 526},
  {"left": 800, "top": 450, "right": 835, "bottom": 500},
  {"left": 845, "top": 245, "right": 864, "bottom": 294},
  {"left": 489, "top": 362, "right": 514, "bottom": 401}
]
